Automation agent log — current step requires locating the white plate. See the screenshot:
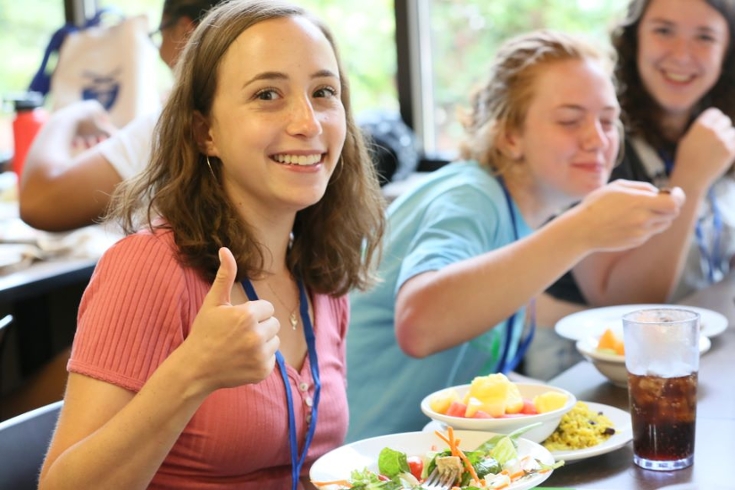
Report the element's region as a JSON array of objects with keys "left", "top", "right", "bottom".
[
  {"left": 310, "top": 430, "right": 555, "bottom": 489},
  {"left": 547, "top": 402, "right": 632, "bottom": 462},
  {"left": 555, "top": 304, "right": 728, "bottom": 341}
]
